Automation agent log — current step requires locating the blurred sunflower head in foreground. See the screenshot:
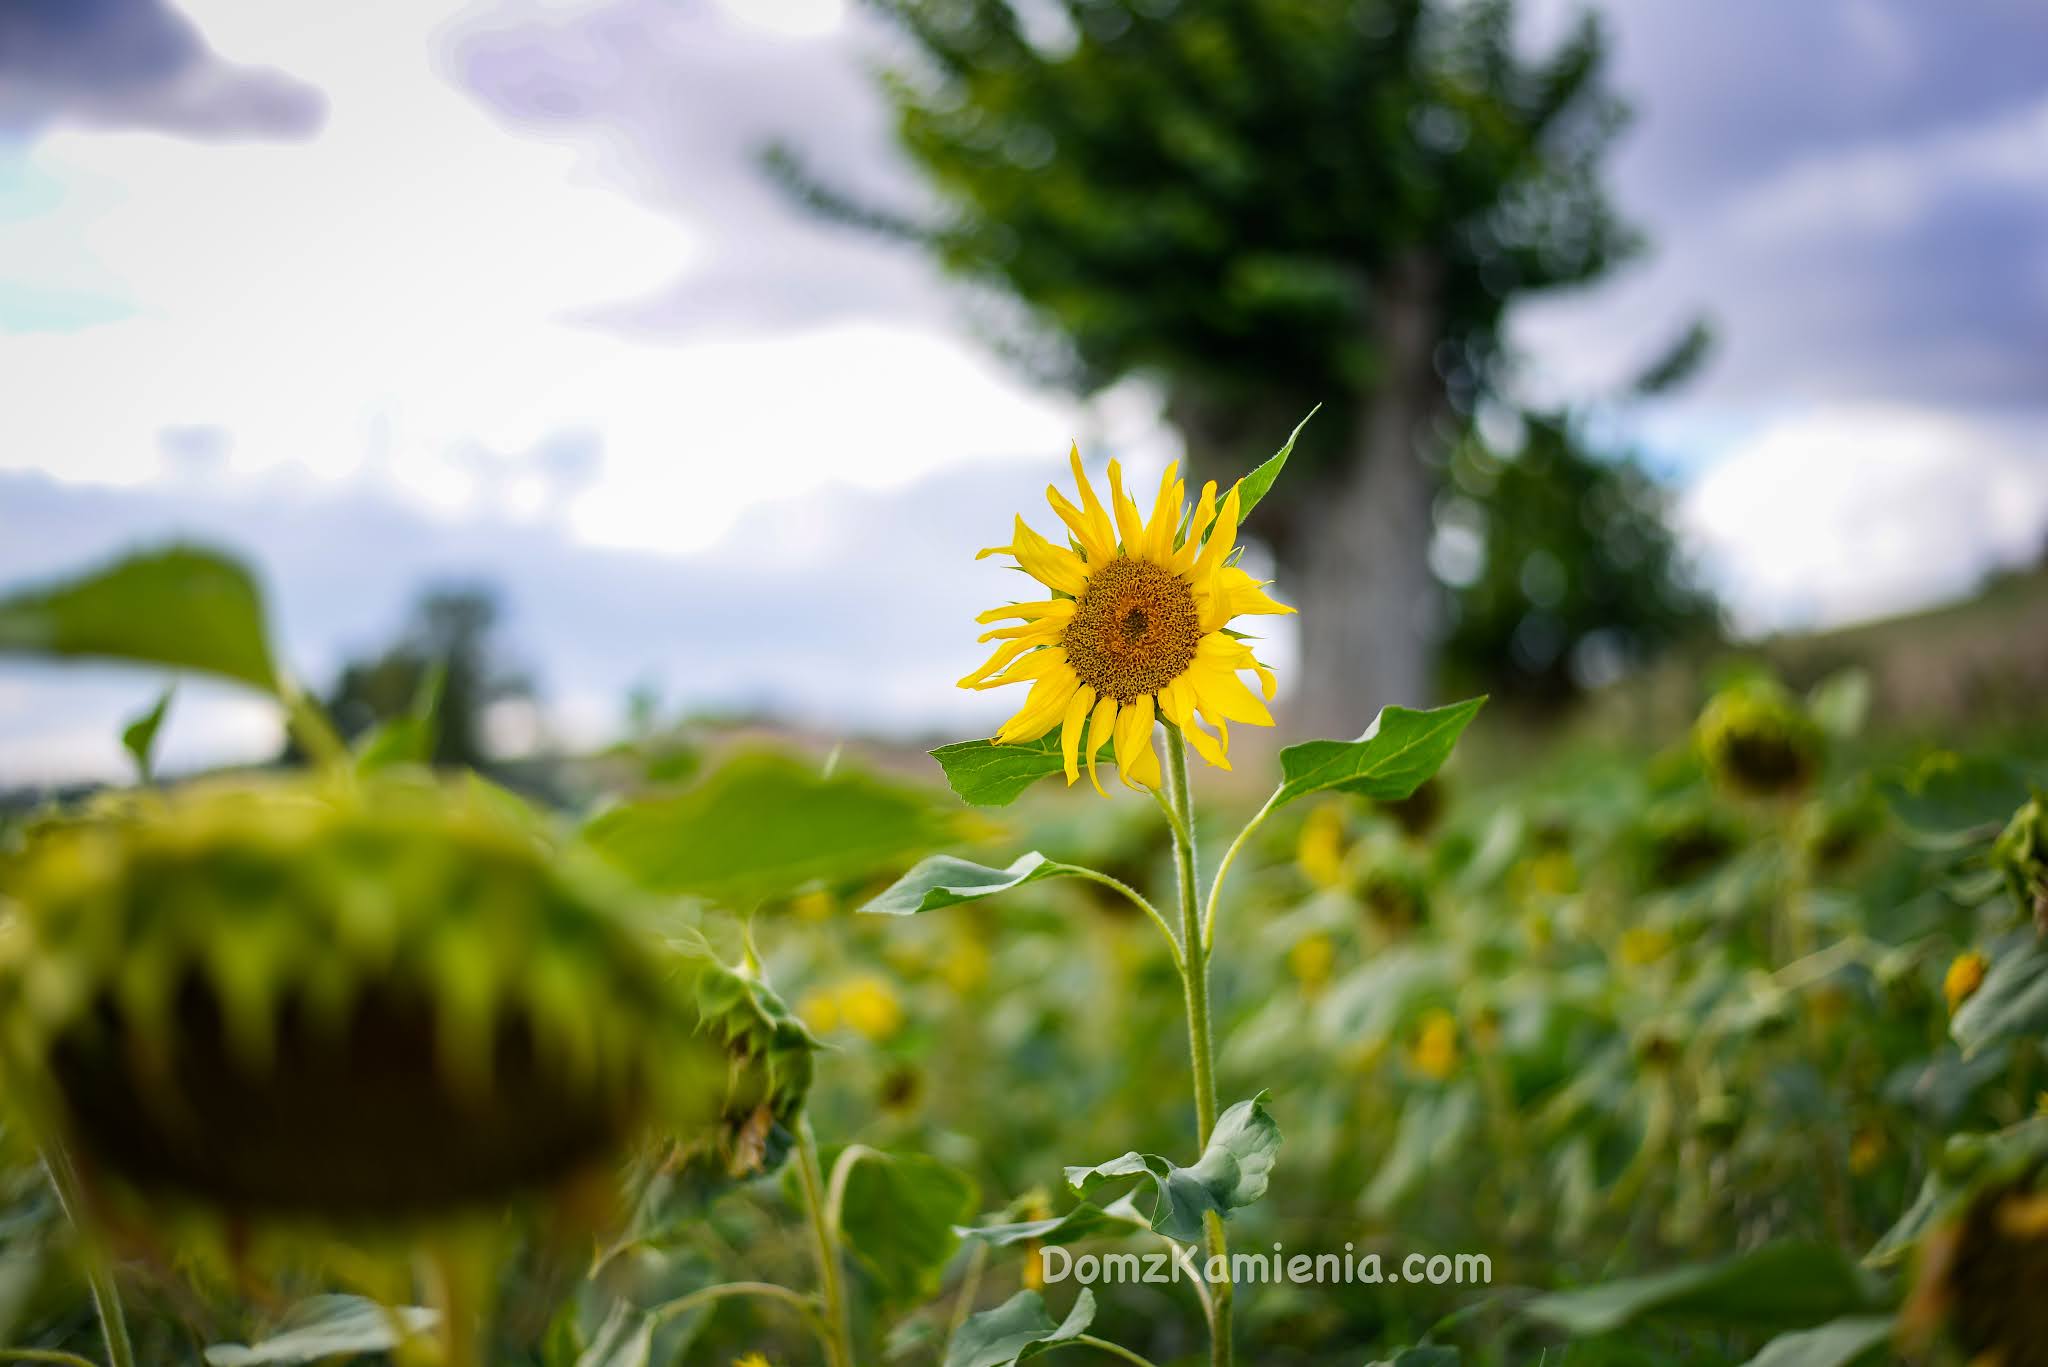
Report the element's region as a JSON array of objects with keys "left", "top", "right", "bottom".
[
  {"left": 962, "top": 447, "right": 1292, "bottom": 792},
  {"left": 0, "top": 774, "right": 814, "bottom": 1232}
]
